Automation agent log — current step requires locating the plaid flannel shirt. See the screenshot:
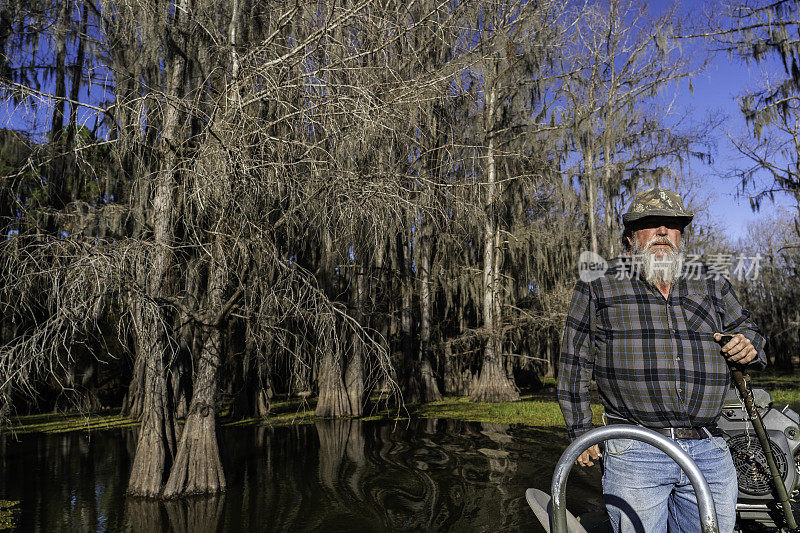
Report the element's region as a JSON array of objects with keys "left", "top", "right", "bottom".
[{"left": 557, "top": 258, "right": 766, "bottom": 440}]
